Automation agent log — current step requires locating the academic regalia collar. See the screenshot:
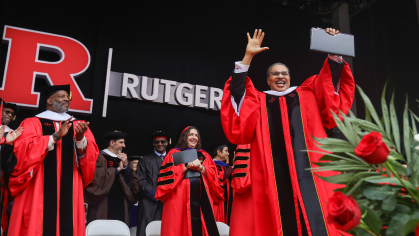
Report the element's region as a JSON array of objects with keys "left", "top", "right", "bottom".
[
  {"left": 154, "top": 150, "right": 166, "bottom": 157},
  {"left": 263, "top": 86, "right": 297, "bottom": 97},
  {"left": 213, "top": 159, "right": 229, "bottom": 167},
  {"left": 0, "top": 125, "right": 11, "bottom": 133},
  {"left": 175, "top": 147, "right": 204, "bottom": 152},
  {"left": 101, "top": 149, "right": 118, "bottom": 157},
  {"left": 35, "top": 110, "right": 76, "bottom": 121}
]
